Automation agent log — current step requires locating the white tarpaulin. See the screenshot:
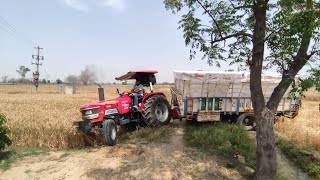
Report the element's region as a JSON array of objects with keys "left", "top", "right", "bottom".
[{"left": 173, "top": 70, "right": 298, "bottom": 98}]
